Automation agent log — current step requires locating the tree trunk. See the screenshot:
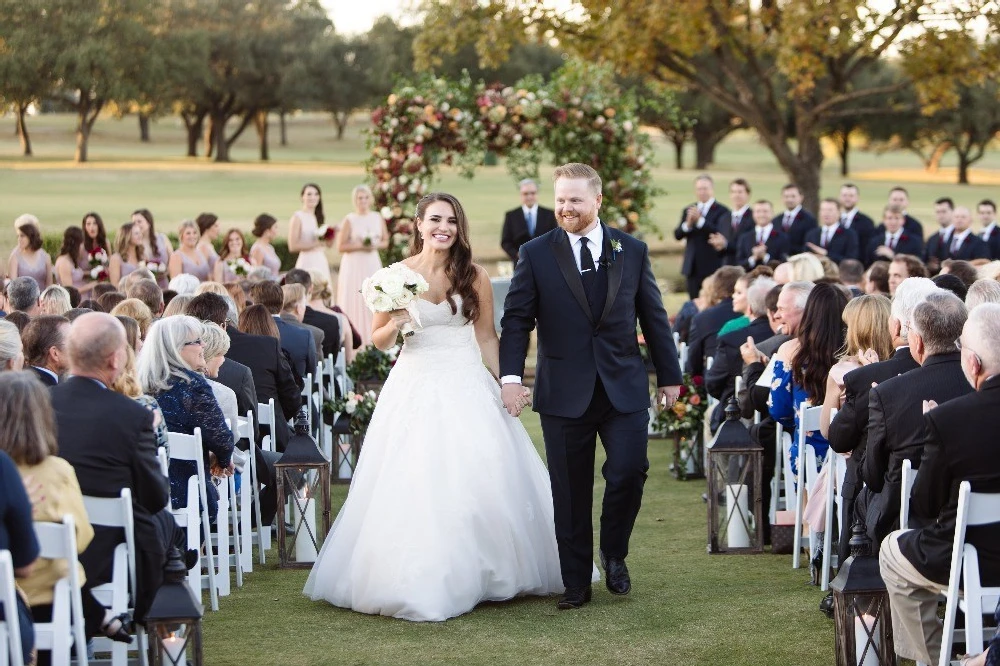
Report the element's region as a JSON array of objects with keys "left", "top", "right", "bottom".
[
  {"left": 212, "top": 113, "right": 229, "bottom": 162},
  {"left": 16, "top": 102, "right": 32, "bottom": 157},
  {"left": 693, "top": 128, "right": 725, "bottom": 170},
  {"left": 837, "top": 130, "right": 850, "bottom": 177},
  {"left": 255, "top": 110, "right": 269, "bottom": 161},
  {"left": 672, "top": 137, "right": 684, "bottom": 170},
  {"left": 205, "top": 116, "right": 218, "bottom": 160},
  {"left": 926, "top": 141, "right": 950, "bottom": 173},
  {"left": 74, "top": 97, "right": 103, "bottom": 163},
  {"left": 138, "top": 113, "right": 151, "bottom": 143},
  {"left": 181, "top": 112, "right": 204, "bottom": 157},
  {"left": 333, "top": 112, "right": 348, "bottom": 139},
  {"left": 957, "top": 155, "right": 970, "bottom": 184},
  {"left": 279, "top": 111, "right": 288, "bottom": 146}
]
